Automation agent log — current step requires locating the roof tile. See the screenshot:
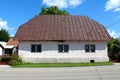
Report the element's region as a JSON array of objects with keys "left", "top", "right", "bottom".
[
  {"left": 15, "top": 15, "right": 111, "bottom": 41},
  {"left": 7, "top": 38, "right": 19, "bottom": 46}
]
